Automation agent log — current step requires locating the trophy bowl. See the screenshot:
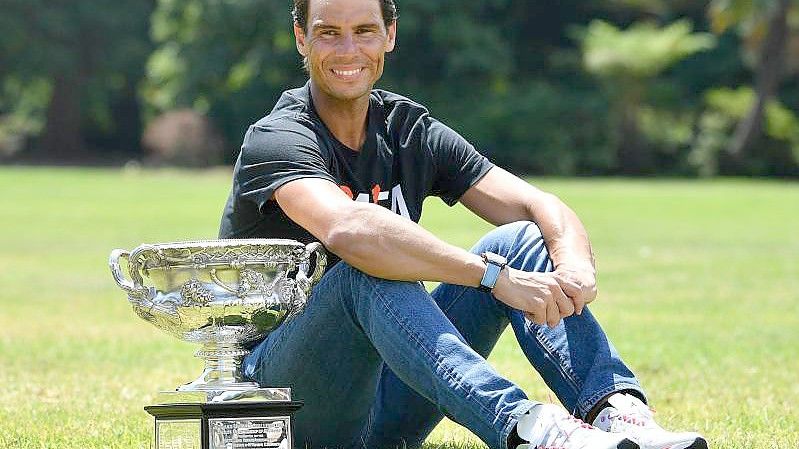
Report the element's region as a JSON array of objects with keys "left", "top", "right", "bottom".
[{"left": 109, "top": 239, "right": 326, "bottom": 401}]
